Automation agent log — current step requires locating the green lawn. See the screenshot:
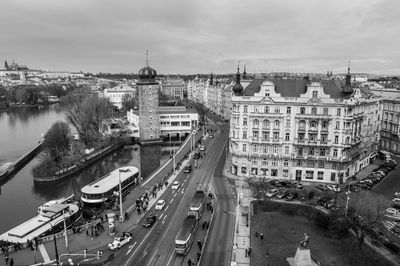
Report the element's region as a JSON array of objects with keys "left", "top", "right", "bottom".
[{"left": 250, "top": 206, "right": 393, "bottom": 266}]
